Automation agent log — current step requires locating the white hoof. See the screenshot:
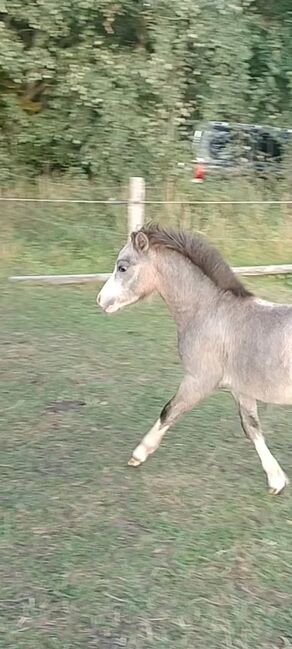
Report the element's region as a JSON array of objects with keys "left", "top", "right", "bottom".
[
  {"left": 268, "top": 468, "right": 289, "bottom": 495},
  {"left": 127, "top": 438, "right": 159, "bottom": 467},
  {"left": 128, "top": 456, "right": 142, "bottom": 467},
  {"left": 128, "top": 444, "right": 149, "bottom": 467}
]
